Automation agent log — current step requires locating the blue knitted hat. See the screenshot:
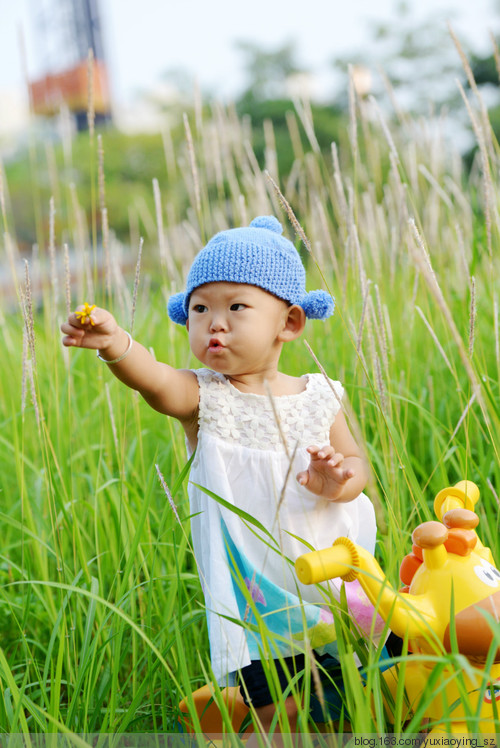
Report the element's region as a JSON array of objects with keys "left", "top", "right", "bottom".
[{"left": 167, "top": 215, "right": 334, "bottom": 325}]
